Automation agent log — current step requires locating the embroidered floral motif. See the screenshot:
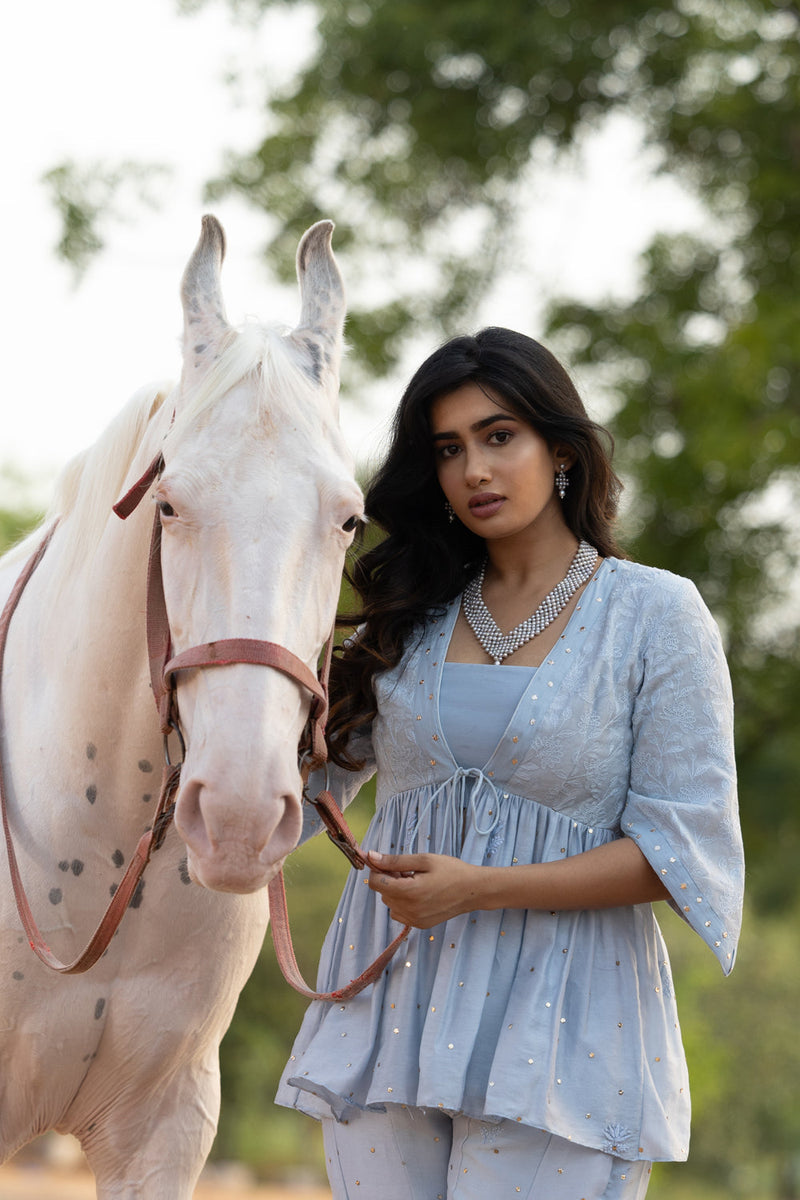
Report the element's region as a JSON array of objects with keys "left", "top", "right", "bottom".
[{"left": 602, "top": 1124, "right": 633, "bottom": 1155}]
